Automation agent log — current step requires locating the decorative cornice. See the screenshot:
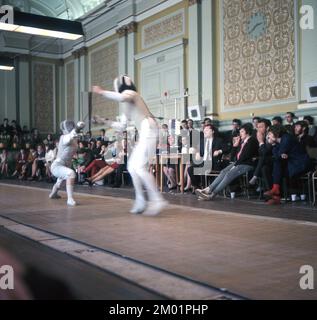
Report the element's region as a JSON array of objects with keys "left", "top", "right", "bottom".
[
  {"left": 116, "top": 21, "right": 138, "bottom": 38},
  {"left": 126, "top": 21, "right": 138, "bottom": 34},
  {"left": 116, "top": 26, "right": 127, "bottom": 38},
  {"left": 188, "top": 0, "right": 201, "bottom": 6},
  {"left": 72, "top": 47, "right": 88, "bottom": 59}
]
